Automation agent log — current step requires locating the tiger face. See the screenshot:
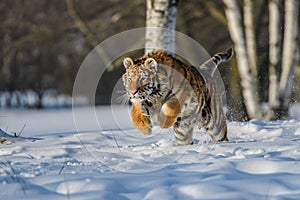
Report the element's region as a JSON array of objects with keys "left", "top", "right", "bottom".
[{"left": 122, "top": 57, "right": 159, "bottom": 103}]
